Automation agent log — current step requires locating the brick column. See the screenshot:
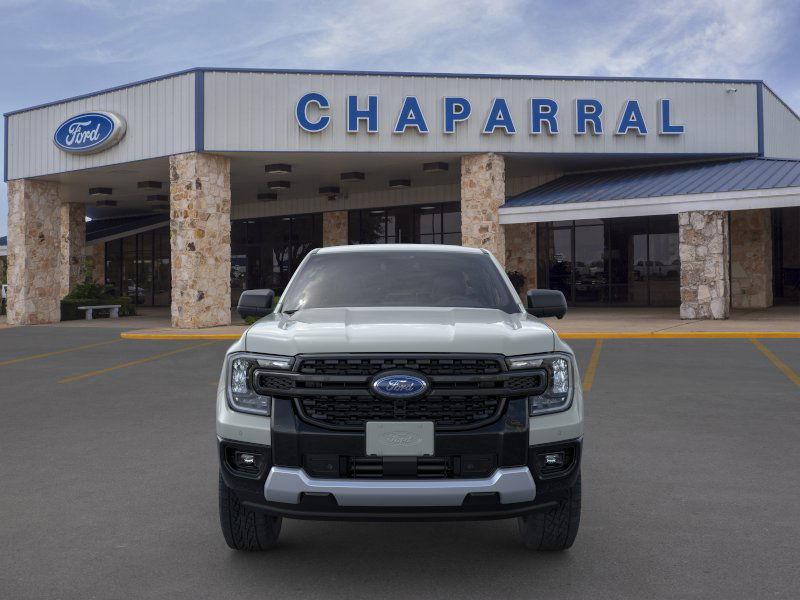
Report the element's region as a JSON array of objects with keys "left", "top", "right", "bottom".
[
  {"left": 679, "top": 210, "right": 730, "bottom": 319},
  {"left": 730, "top": 209, "right": 772, "bottom": 309},
  {"left": 59, "top": 202, "right": 86, "bottom": 298},
  {"left": 323, "top": 210, "right": 348, "bottom": 246},
  {"left": 169, "top": 152, "right": 231, "bottom": 328},
  {"left": 461, "top": 153, "right": 506, "bottom": 266},
  {"left": 86, "top": 243, "right": 105, "bottom": 285},
  {"left": 504, "top": 222, "right": 537, "bottom": 296},
  {"left": 6, "top": 179, "right": 62, "bottom": 325}
]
